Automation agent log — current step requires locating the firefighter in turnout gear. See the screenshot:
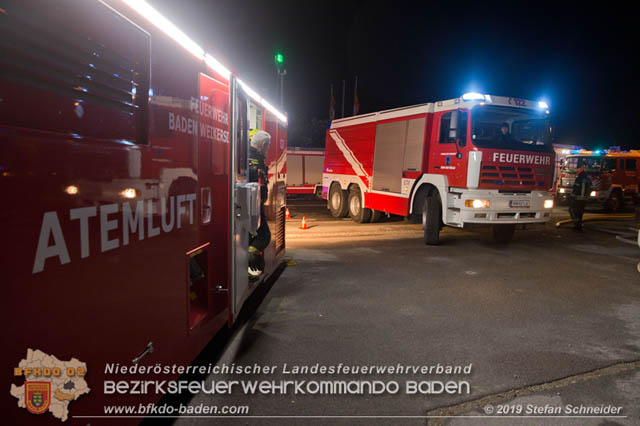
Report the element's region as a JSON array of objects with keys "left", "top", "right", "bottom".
[
  {"left": 248, "top": 130, "right": 271, "bottom": 281},
  {"left": 569, "top": 168, "right": 592, "bottom": 230}
]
